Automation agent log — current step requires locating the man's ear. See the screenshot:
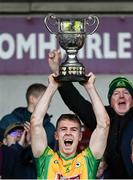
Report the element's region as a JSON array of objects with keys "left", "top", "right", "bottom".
[
  {"left": 79, "top": 132, "right": 83, "bottom": 142},
  {"left": 54, "top": 131, "right": 58, "bottom": 141},
  {"left": 3, "top": 138, "right": 7, "bottom": 145},
  {"left": 29, "top": 95, "right": 35, "bottom": 104}
]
